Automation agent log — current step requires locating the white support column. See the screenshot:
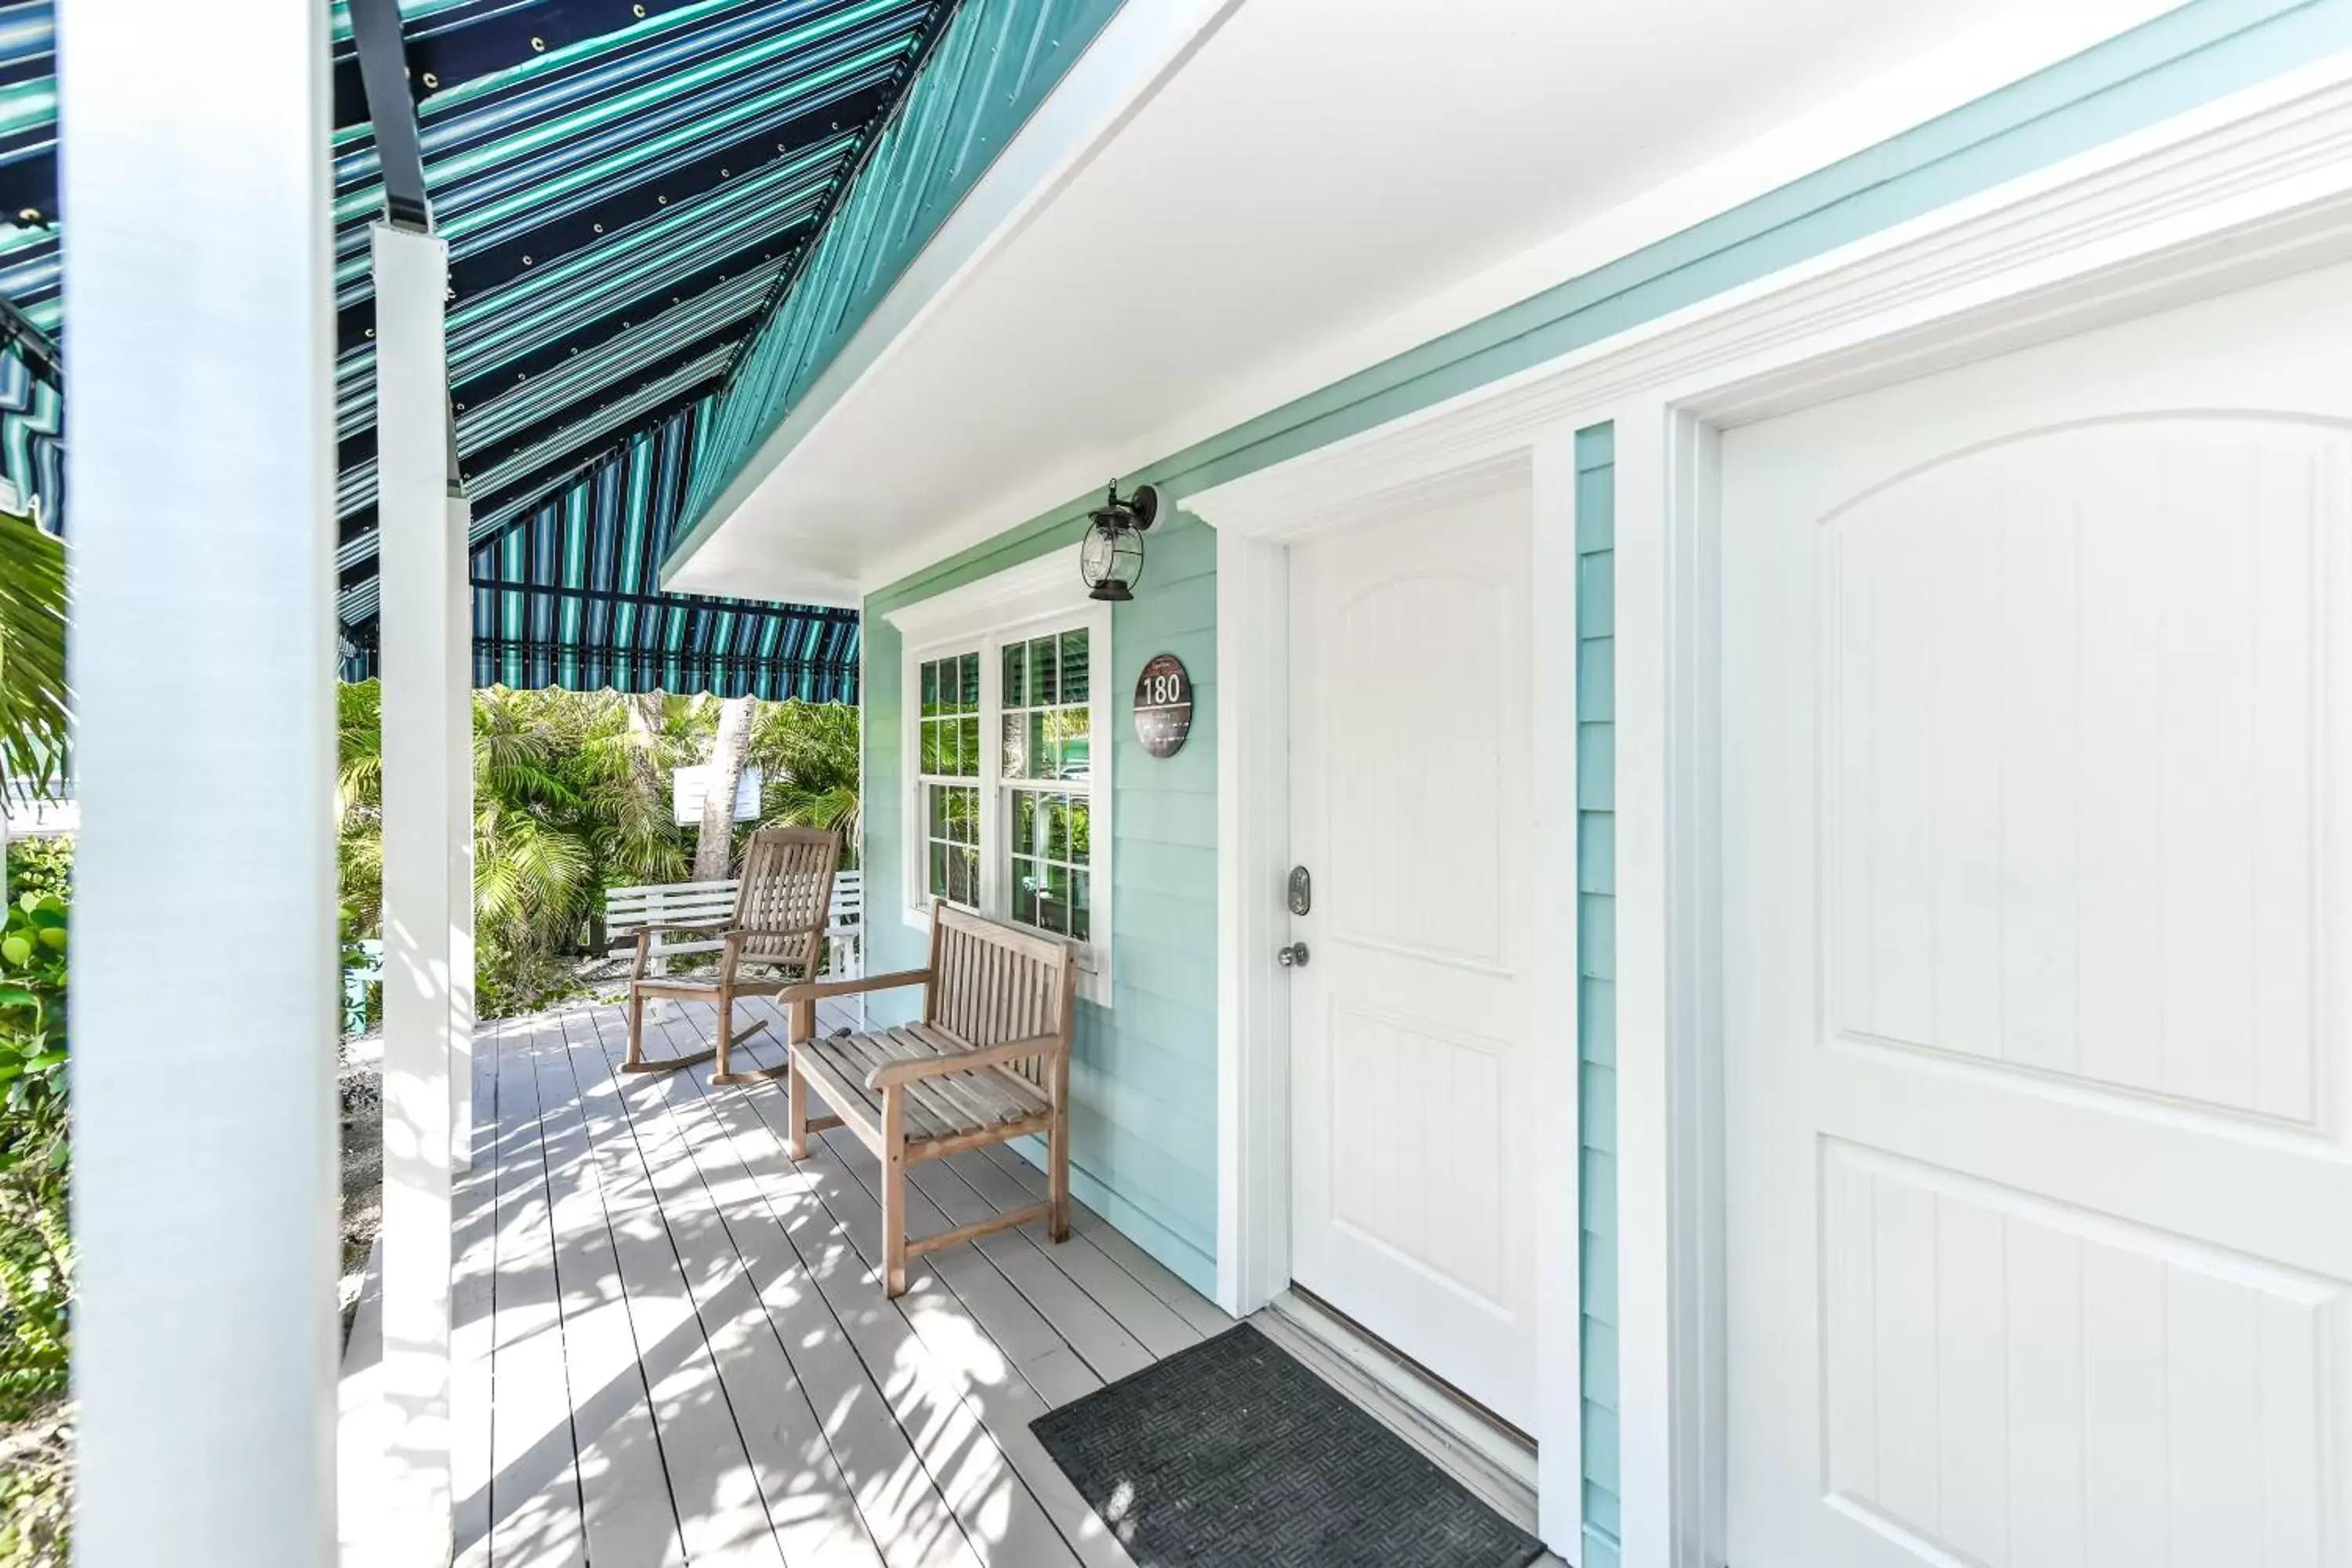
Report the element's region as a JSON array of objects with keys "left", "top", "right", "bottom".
[
  {"left": 1612, "top": 399, "right": 1679, "bottom": 1568},
  {"left": 63, "top": 3, "right": 342, "bottom": 1566},
  {"left": 375, "top": 223, "right": 457, "bottom": 1564},
  {"left": 448, "top": 495, "right": 474, "bottom": 1175}
]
